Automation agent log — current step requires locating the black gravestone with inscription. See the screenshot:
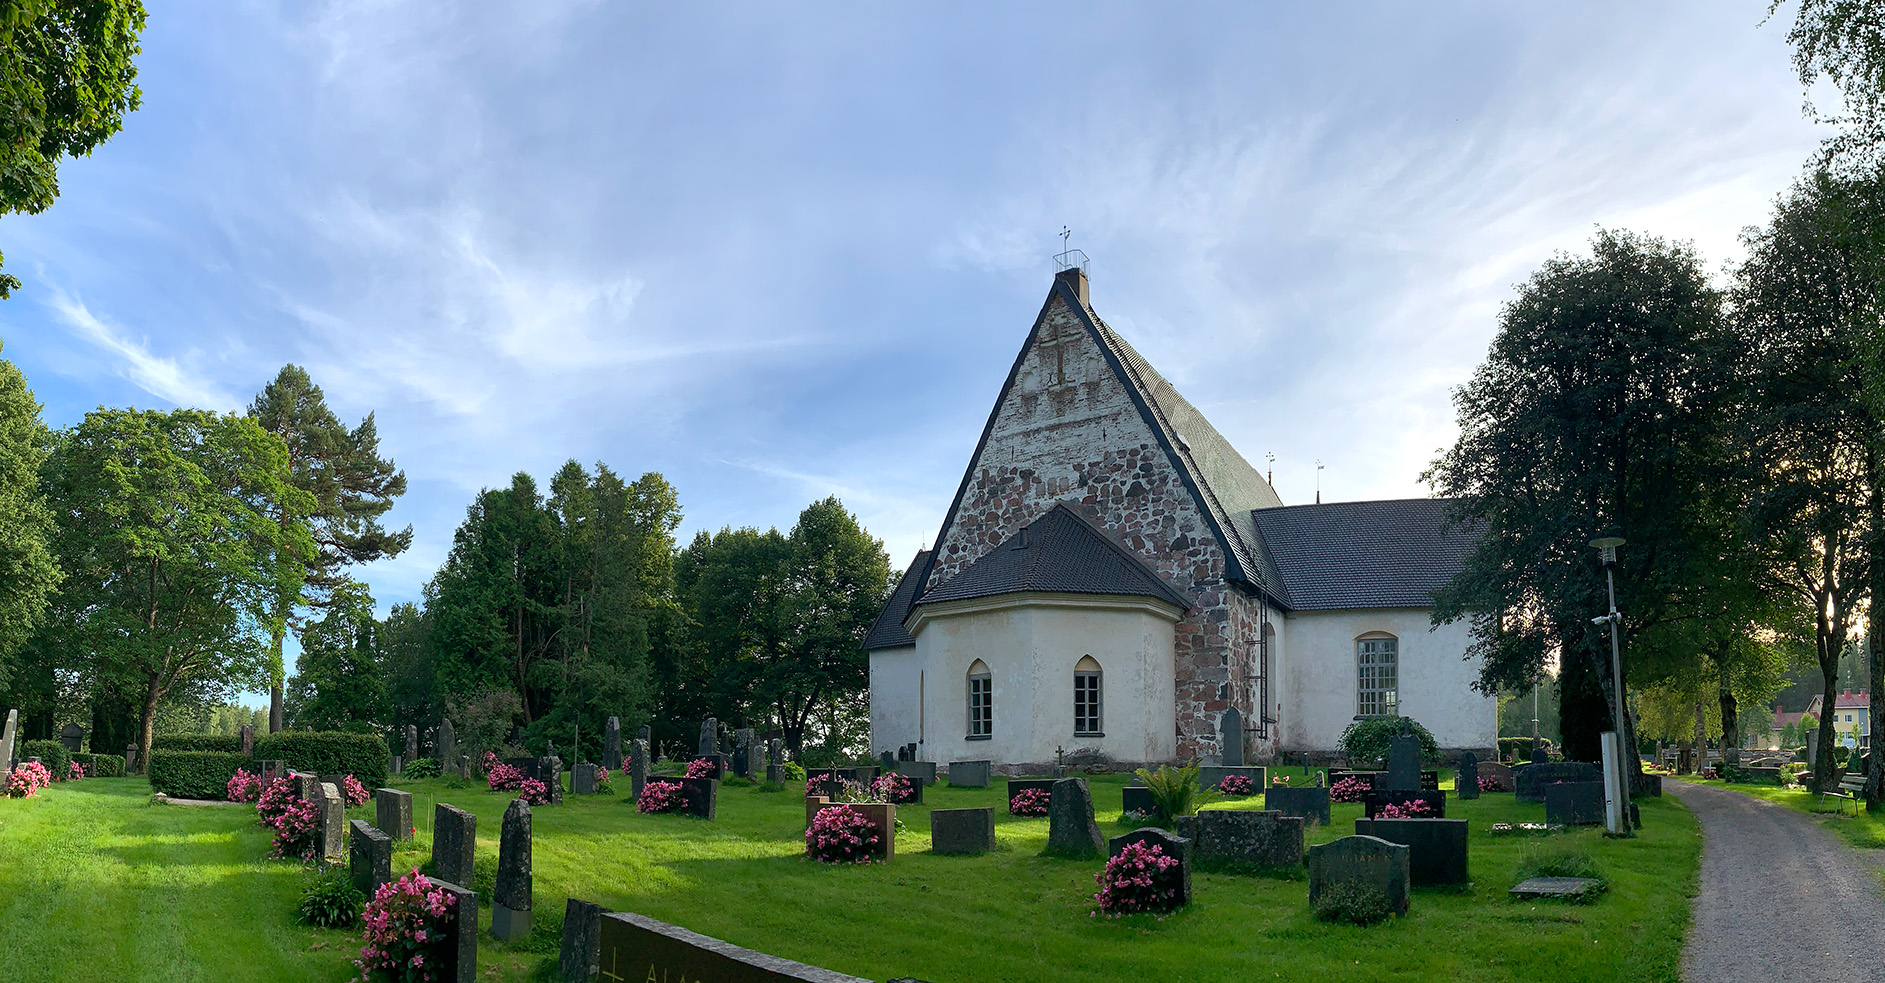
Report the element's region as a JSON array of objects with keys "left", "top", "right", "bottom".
[
  {"left": 1307, "top": 835, "right": 1410, "bottom": 917},
  {"left": 679, "top": 776, "right": 718, "bottom": 819},
  {"left": 597, "top": 911, "right": 872, "bottom": 983},
  {"left": 1265, "top": 785, "right": 1331, "bottom": 825},
  {"left": 1515, "top": 762, "right": 1602, "bottom": 803},
  {"left": 1384, "top": 733, "right": 1422, "bottom": 791},
  {"left": 1361, "top": 790, "right": 1447, "bottom": 818},
  {"left": 434, "top": 803, "right": 477, "bottom": 888},
  {"left": 1544, "top": 781, "right": 1606, "bottom": 825},
  {"left": 1456, "top": 751, "right": 1480, "bottom": 800},
  {"left": 1352, "top": 817, "right": 1468, "bottom": 886},
  {"left": 1107, "top": 827, "right": 1192, "bottom": 908}
]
